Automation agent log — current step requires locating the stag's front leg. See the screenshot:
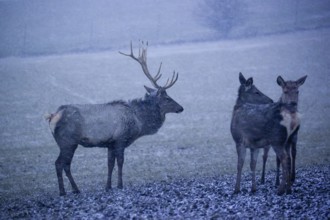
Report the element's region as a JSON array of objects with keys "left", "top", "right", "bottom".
[
  {"left": 250, "top": 148, "right": 259, "bottom": 193},
  {"left": 115, "top": 146, "right": 125, "bottom": 189},
  {"left": 106, "top": 147, "right": 116, "bottom": 191},
  {"left": 234, "top": 143, "right": 246, "bottom": 194}
]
